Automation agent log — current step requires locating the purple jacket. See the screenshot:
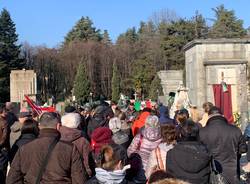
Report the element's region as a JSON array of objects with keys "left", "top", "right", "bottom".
[{"left": 127, "top": 127, "right": 162, "bottom": 170}]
